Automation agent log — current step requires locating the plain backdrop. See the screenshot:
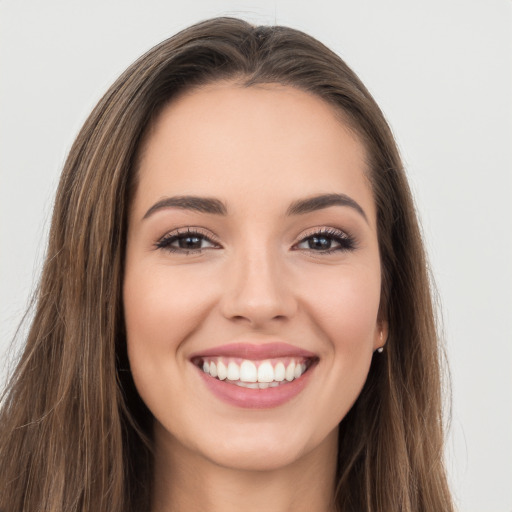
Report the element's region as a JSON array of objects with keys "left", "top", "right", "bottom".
[{"left": 1, "top": 1, "right": 511, "bottom": 510}]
